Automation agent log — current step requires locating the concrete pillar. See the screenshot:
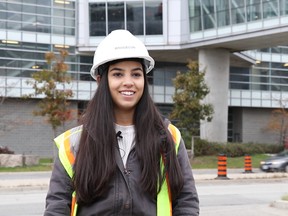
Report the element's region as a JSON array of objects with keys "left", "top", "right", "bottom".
[{"left": 199, "top": 49, "right": 230, "bottom": 142}]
